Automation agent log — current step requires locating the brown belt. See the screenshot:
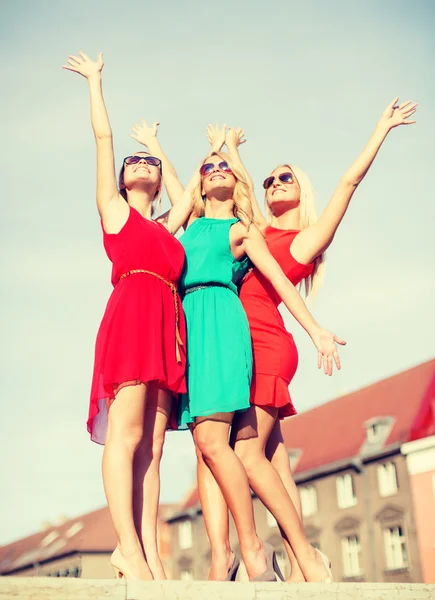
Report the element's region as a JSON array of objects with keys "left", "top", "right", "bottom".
[{"left": 119, "top": 269, "right": 184, "bottom": 364}]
